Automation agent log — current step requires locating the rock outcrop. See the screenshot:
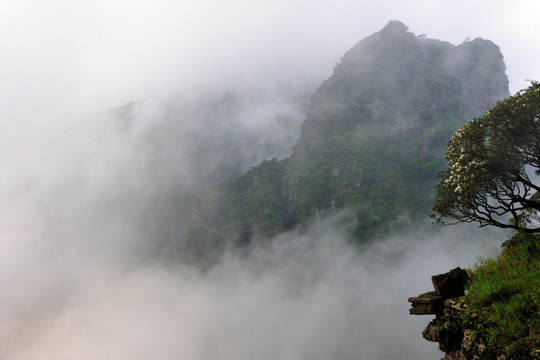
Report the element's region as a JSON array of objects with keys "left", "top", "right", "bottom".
[
  {"left": 410, "top": 268, "right": 517, "bottom": 360},
  {"left": 409, "top": 268, "right": 474, "bottom": 360},
  {"left": 408, "top": 267, "right": 470, "bottom": 315},
  {"left": 419, "top": 298, "right": 488, "bottom": 360},
  {"left": 432, "top": 267, "right": 471, "bottom": 298},
  {"left": 408, "top": 291, "right": 444, "bottom": 315}
]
